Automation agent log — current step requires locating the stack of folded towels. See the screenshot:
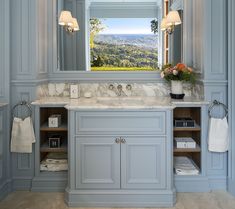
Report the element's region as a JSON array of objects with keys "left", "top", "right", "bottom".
[
  {"left": 40, "top": 153, "right": 68, "bottom": 172},
  {"left": 174, "top": 156, "right": 199, "bottom": 175}
]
